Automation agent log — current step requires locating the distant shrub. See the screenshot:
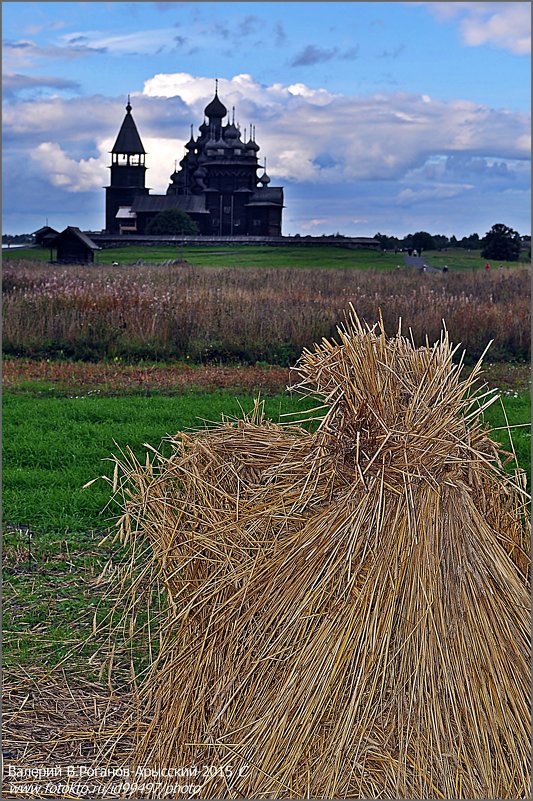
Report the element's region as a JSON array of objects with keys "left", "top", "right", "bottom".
[{"left": 145, "top": 209, "right": 199, "bottom": 235}]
